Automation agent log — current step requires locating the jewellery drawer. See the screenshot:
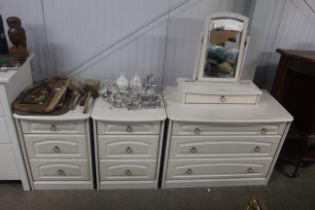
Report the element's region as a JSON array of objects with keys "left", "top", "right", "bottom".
[
  {"left": 24, "top": 135, "right": 88, "bottom": 159},
  {"left": 185, "top": 94, "right": 259, "bottom": 104},
  {"left": 173, "top": 122, "right": 286, "bottom": 136},
  {"left": 169, "top": 135, "right": 281, "bottom": 158},
  {"left": 97, "top": 121, "right": 160, "bottom": 135},
  {"left": 166, "top": 158, "right": 272, "bottom": 180},
  {"left": 98, "top": 135, "right": 159, "bottom": 159},
  {"left": 99, "top": 159, "right": 156, "bottom": 181},
  {"left": 30, "top": 159, "right": 90, "bottom": 181},
  {"left": 20, "top": 120, "right": 86, "bottom": 134},
  {"left": 0, "top": 118, "right": 11, "bottom": 143}
]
